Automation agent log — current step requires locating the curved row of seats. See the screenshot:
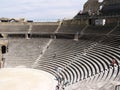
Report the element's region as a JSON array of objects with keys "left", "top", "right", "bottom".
[
  {"left": 34, "top": 39, "right": 94, "bottom": 82},
  {"left": 78, "top": 65, "right": 119, "bottom": 86},
  {"left": 34, "top": 36, "right": 120, "bottom": 86},
  {"left": 83, "top": 24, "right": 117, "bottom": 35},
  {"left": 4, "top": 38, "right": 49, "bottom": 68},
  {"left": 0, "top": 24, "right": 29, "bottom": 33},
  {"left": 101, "top": 36, "right": 120, "bottom": 48},
  {"left": 31, "top": 25, "right": 58, "bottom": 33},
  {"left": 0, "top": 22, "right": 119, "bottom": 36},
  {"left": 66, "top": 66, "right": 119, "bottom": 90},
  {"left": 58, "top": 24, "right": 86, "bottom": 34},
  {"left": 0, "top": 22, "right": 85, "bottom": 34},
  {"left": 1, "top": 22, "right": 120, "bottom": 88},
  {"left": 0, "top": 24, "right": 58, "bottom": 33},
  {"left": 4, "top": 34, "right": 120, "bottom": 86},
  {"left": 109, "top": 25, "right": 120, "bottom": 35}
]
